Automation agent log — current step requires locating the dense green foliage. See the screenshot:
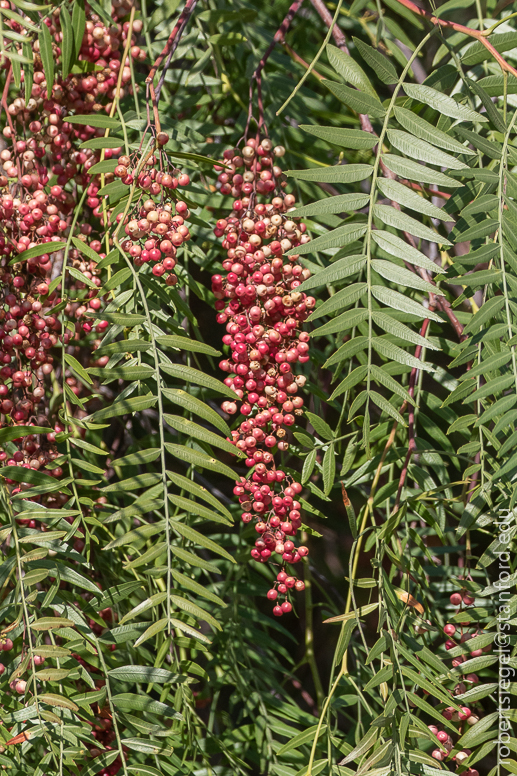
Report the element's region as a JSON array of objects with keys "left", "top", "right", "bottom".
[{"left": 0, "top": 0, "right": 515, "bottom": 775}]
